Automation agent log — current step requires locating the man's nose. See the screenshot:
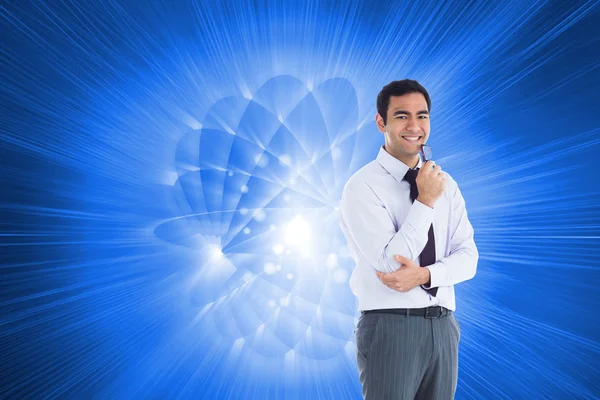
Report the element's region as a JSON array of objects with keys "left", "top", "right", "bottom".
[{"left": 406, "top": 120, "right": 421, "bottom": 132}]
